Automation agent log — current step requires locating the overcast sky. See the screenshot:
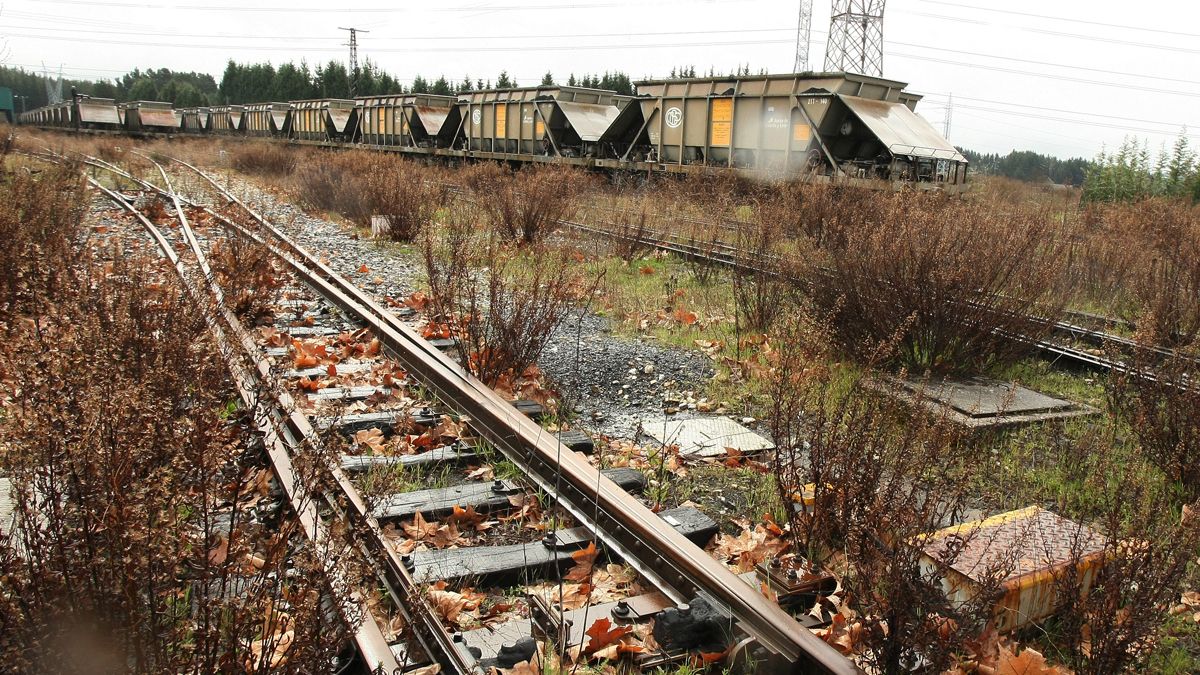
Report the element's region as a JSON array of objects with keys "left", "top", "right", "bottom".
[{"left": 2, "top": 0, "right": 1197, "bottom": 159}]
